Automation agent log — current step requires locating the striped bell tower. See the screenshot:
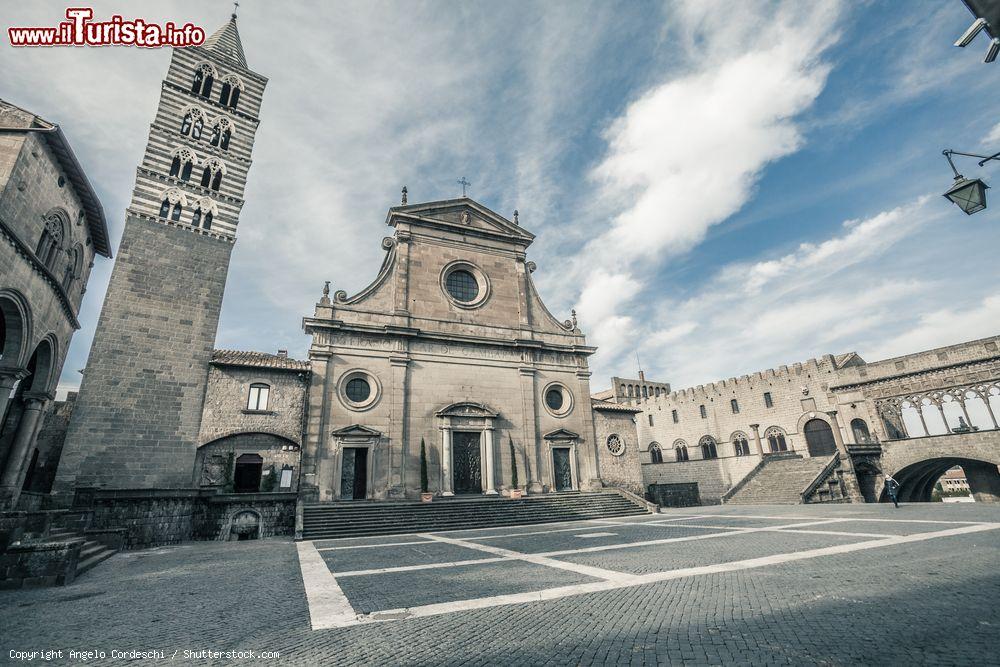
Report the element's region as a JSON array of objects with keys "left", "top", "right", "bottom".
[{"left": 54, "top": 15, "right": 268, "bottom": 494}]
